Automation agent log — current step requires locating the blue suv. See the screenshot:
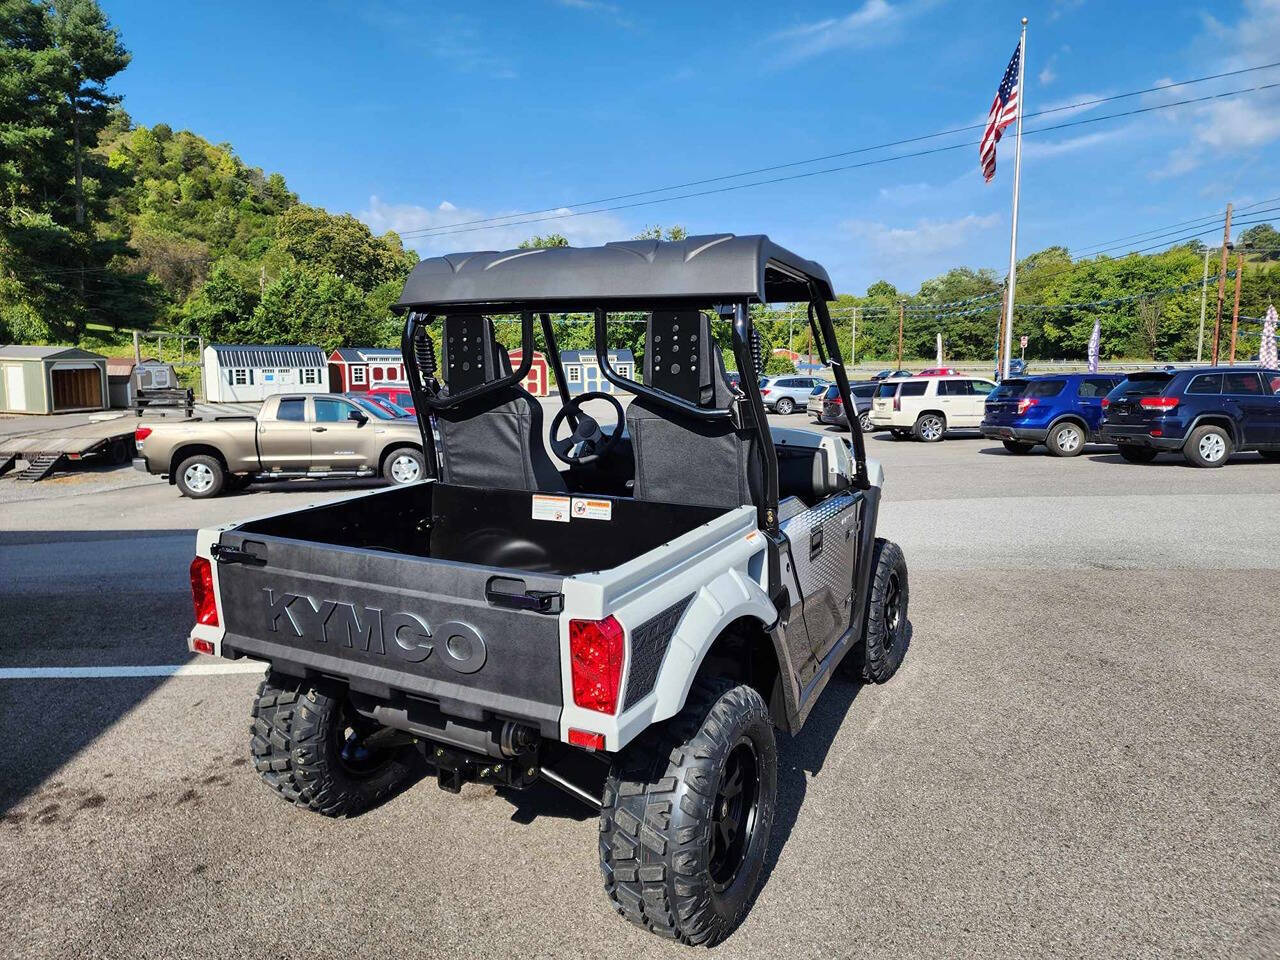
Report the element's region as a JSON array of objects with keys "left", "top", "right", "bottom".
[
  {"left": 981, "top": 372, "right": 1124, "bottom": 457},
  {"left": 1099, "top": 366, "right": 1280, "bottom": 467}
]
